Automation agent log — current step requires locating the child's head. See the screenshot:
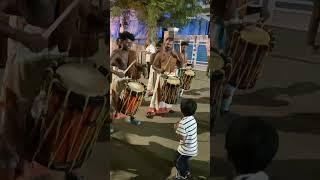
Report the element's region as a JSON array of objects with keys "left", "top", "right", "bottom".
[
  {"left": 225, "top": 117, "right": 279, "bottom": 175},
  {"left": 180, "top": 98, "right": 197, "bottom": 116}
]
